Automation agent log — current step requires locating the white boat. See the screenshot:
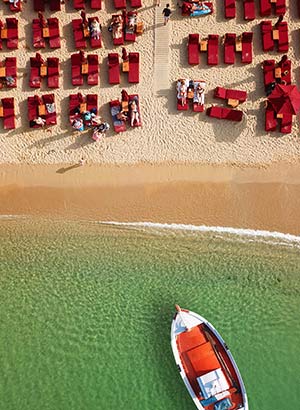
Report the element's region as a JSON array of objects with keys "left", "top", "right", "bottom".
[{"left": 171, "top": 305, "right": 248, "bottom": 410}]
